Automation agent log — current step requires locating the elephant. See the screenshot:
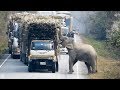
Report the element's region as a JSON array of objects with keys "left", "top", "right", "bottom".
[{"left": 59, "top": 36, "right": 97, "bottom": 74}]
